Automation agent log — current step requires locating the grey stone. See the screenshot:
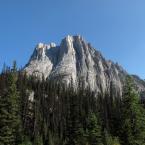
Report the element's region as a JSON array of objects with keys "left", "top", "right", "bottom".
[{"left": 24, "top": 35, "right": 145, "bottom": 96}]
